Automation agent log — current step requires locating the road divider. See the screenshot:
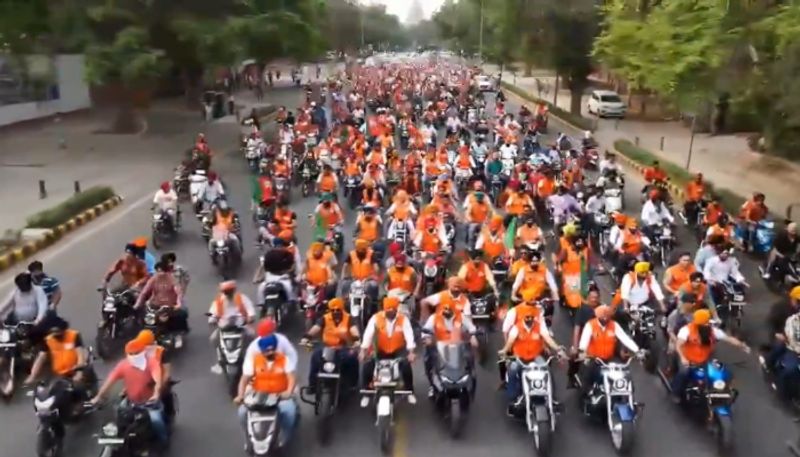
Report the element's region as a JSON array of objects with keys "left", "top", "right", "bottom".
[
  {"left": 0, "top": 194, "right": 123, "bottom": 273},
  {"left": 500, "top": 81, "right": 595, "bottom": 132}
]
